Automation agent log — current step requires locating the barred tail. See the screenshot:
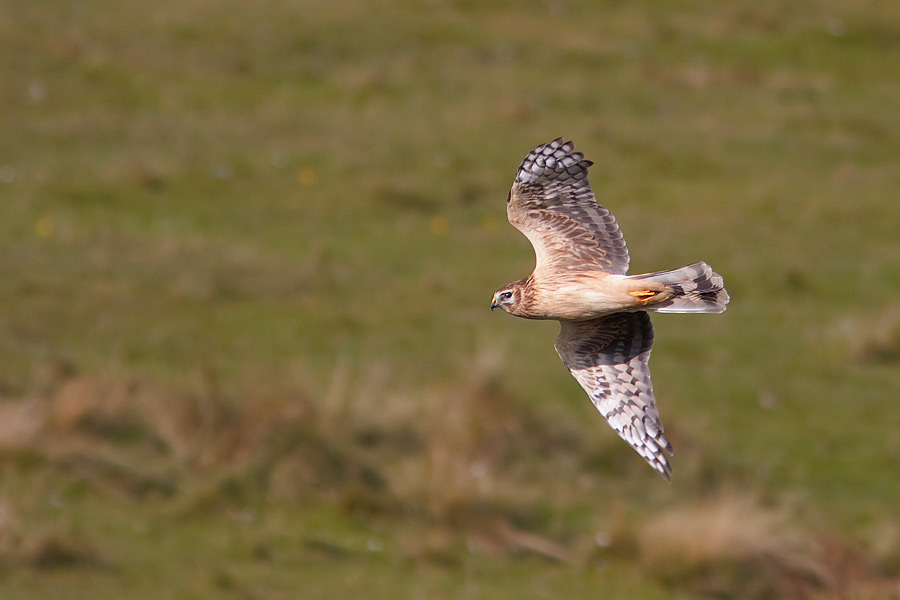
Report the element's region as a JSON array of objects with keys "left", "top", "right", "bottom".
[{"left": 630, "top": 261, "right": 729, "bottom": 314}]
